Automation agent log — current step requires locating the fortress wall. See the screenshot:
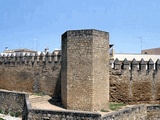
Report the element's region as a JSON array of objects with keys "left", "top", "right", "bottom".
[
  {"left": 110, "top": 58, "right": 160, "bottom": 104},
  {"left": 0, "top": 50, "right": 61, "bottom": 97}
]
